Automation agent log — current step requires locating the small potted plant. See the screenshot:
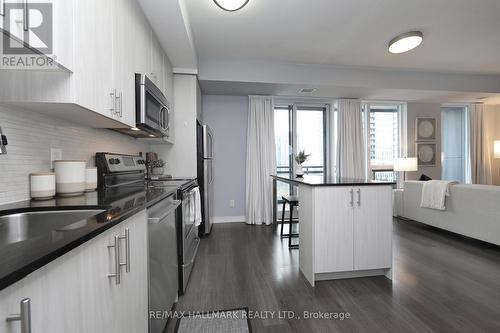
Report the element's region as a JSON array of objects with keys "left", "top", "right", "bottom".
[
  {"left": 294, "top": 150, "right": 311, "bottom": 178},
  {"left": 149, "top": 159, "right": 165, "bottom": 176}
]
